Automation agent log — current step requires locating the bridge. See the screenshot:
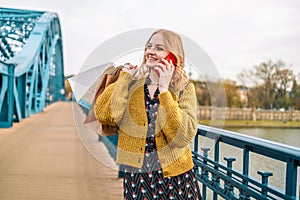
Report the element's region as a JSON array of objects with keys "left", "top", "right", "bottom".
[
  {"left": 0, "top": 7, "right": 299, "bottom": 200},
  {"left": 0, "top": 7, "right": 65, "bottom": 128}
]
